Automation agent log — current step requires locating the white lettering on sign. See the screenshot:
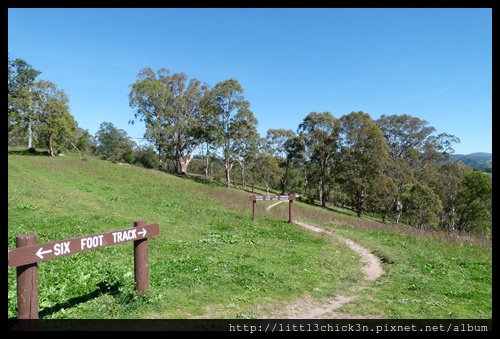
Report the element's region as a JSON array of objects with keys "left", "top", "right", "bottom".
[
  {"left": 54, "top": 241, "right": 71, "bottom": 255},
  {"left": 112, "top": 229, "right": 137, "bottom": 243},
  {"left": 80, "top": 235, "right": 104, "bottom": 250},
  {"left": 256, "top": 196, "right": 263, "bottom": 201}
]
